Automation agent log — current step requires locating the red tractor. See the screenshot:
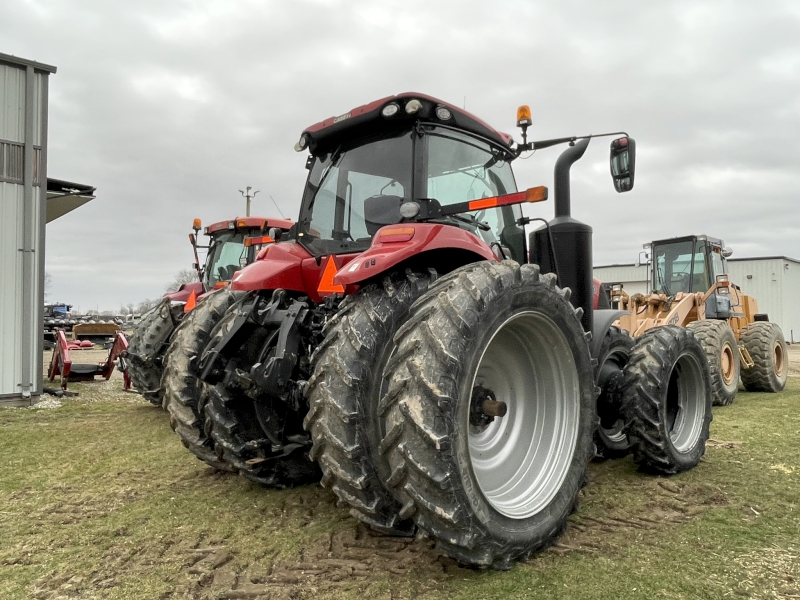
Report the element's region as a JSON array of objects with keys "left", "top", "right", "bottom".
[
  {"left": 166, "top": 93, "right": 712, "bottom": 568},
  {"left": 125, "top": 216, "right": 293, "bottom": 406}
]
